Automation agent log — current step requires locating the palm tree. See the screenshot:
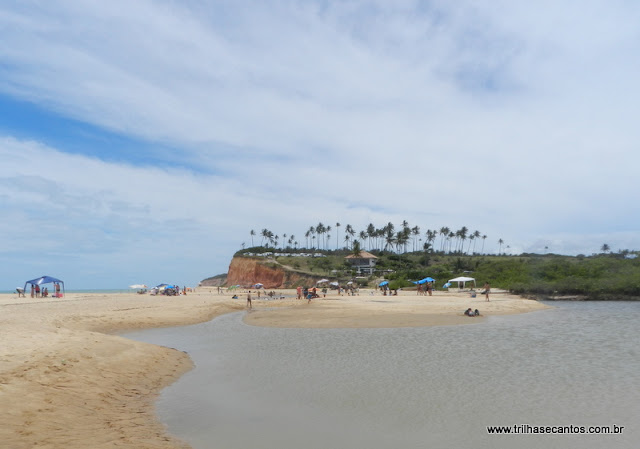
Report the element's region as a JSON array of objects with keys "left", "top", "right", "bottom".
[
  {"left": 412, "top": 226, "right": 420, "bottom": 252},
  {"left": 481, "top": 235, "right": 487, "bottom": 254},
  {"left": 250, "top": 229, "right": 256, "bottom": 247},
  {"left": 498, "top": 238, "right": 504, "bottom": 254},
  {"left": 472, "top": 230, "right": 481, "bottom": 254},
  {"left": 335, "top": 223, "right": 341, "bottom": 250},
  {"left": 385, "top": 231, "right": 396, "bottom": 252},
  {"left": 346, "top": 224, "right": 356, "bottom": 248},
  {"left": 374, "top": 227, "right": 383, "bottom": 250},
  {"left": 326, "top": 225, "right": 332, "bottom": 249},
  {"left": 426, "top": 230, "right": 437, "bottom": 251},
  {"left": 359, "top": 230, "right": 367, "bottom": 249},
  {"left": 366, "top": 223, "right": 375, "bottom": 249},
  {"left": 396, "top": 230, "right": 410, "bottom": 254},
  {"left": 440, "top": 227, "right": 450, "bottom": 252},
  {"left": 601, "top": 243, "right": 611, "bottom": 253},
  {"left": 457, "top": 226, "right": 468, "bottom": 253},
  {"left": 309, "top": 226, "right": 316, "bottom": 249},
  {"left": 447, "top": 231, "right": 455, "bottom": 253},
  {"left": 305, "top": 230, "right": 311, "bottom": 248},
  {"left": 384, "top": 222, "right": 394, "bottom": 242},
  {"left": 351, "top": 240, "right": 361, "bottom": 257},
  {"left": 316, "top": 223, "right": 325, "bottom": 249},
  {"left": 345, "top": 224, "right": 353, "bottom": 249},
  {"left": 261, "top": 229, "right": 270, "bottom": 247}
]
